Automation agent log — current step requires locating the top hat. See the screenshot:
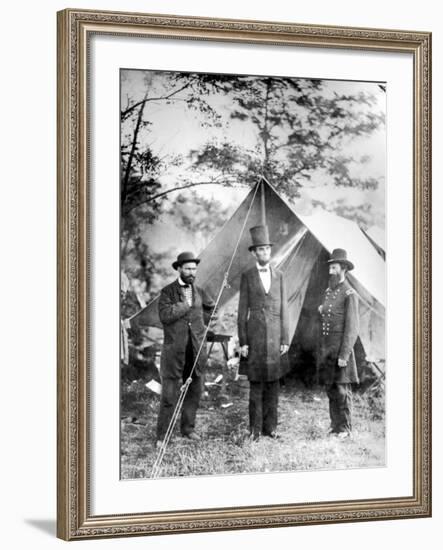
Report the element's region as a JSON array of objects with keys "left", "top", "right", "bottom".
[
  {"left": 248, "top": 225, "right": 274, "bottom": 251},
  {"left": 327, "top": 248, "right": 354, "bottom": 271},
  {"left": 172, "top": 251, "right": 201, "bottom": 271}
]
